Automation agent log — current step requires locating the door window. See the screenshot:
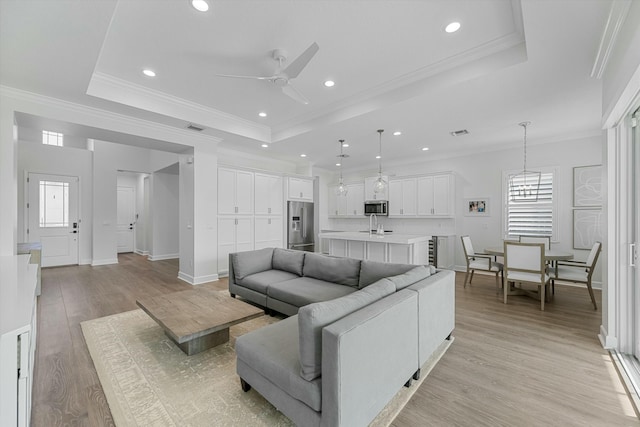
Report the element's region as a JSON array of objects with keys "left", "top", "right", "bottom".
[{"left": 39, "top": 180, "right": 69, "bottom": 227}]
